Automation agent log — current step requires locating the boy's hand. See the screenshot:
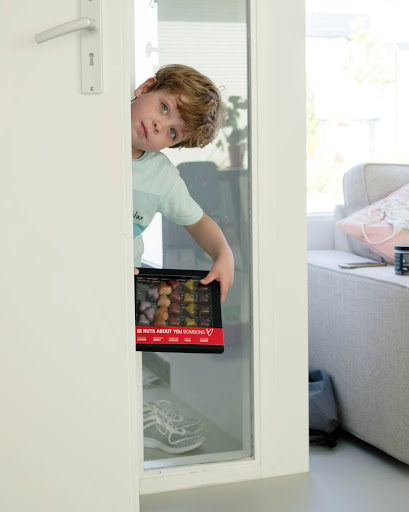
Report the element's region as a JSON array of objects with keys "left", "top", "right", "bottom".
[
  {"left": 134, "top": 267, "right": 139, "bottom": 275},
  {"left": 200, "top": 250, "right": 234, "bottom": 304},
  {"left": 184, "top": 214, "right": 234, "bottom": 304}
]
